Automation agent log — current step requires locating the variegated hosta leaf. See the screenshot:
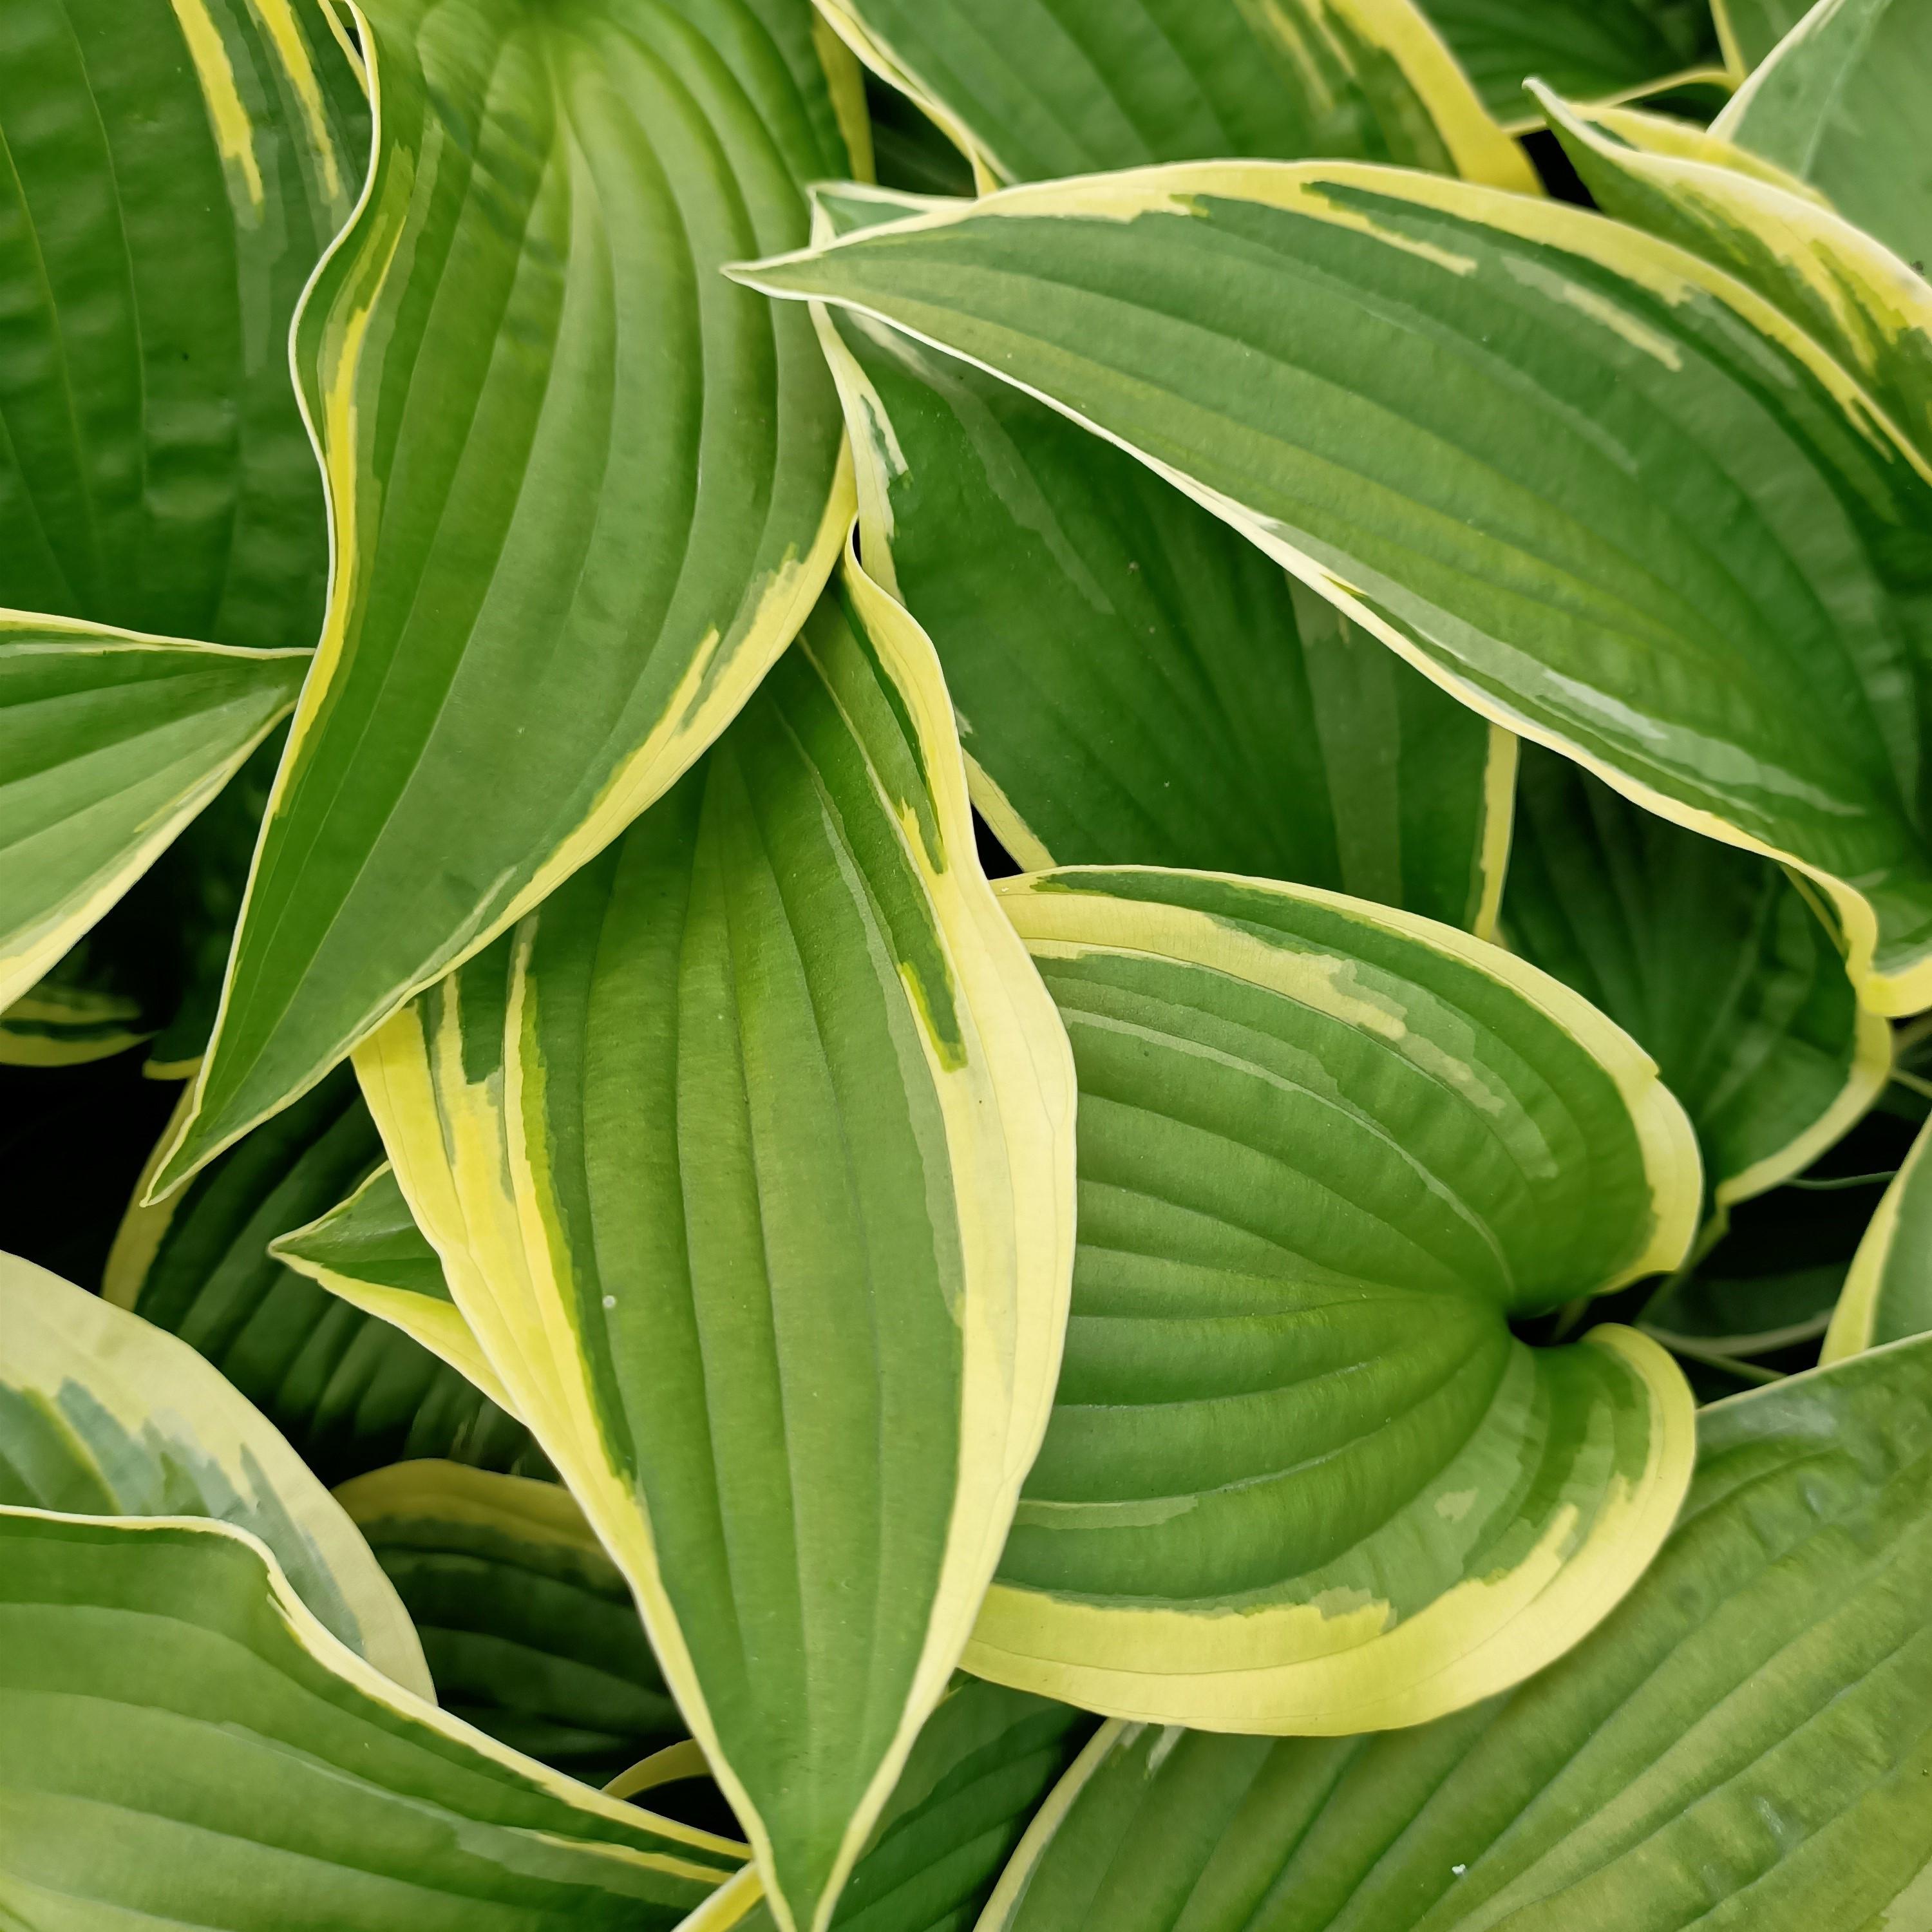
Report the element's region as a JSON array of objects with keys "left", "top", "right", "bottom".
[
  {"left": 354, "top": 551, "right": 1077, "bottom": 1932},
  {"left": 978, "top": 1336, "right": 1932, "bottom": 1932},
  {"left": 816, "top": 0, "right": 1533, "bottom": 191},
  {"left": 335, "top": 1461, "right": 686, "bottom": 1782},
  {"left": 149, "top": 0, "right": 864, "bottom": 1195},
  {"left": 965, "top": 867, "right": 1698, "bottom": 1734},
  {"left": 1715, "top": 0, "right": 1932, "bottom": 273},
  {"left": 0, "top": 629, "right": 307, "bottom": 1015},
  {"left": 0, "top": 1247, "right": 428, "bottom": 1693},
  {"left": 813, "top": 184, "right": 1509, "bottom": 931},
  {"left": 1824, "top": 1119, "right": 1932, "bottom": 1359},
  {"left": 1504, "top": 744, "right": 1888, "bottom": 1209},
  {"left": 1534, "top": 88, "right": 1932, "bottom": 471},
  {"left": 0, "top": 1510, "right": 744, "bottom": 1929},
  {"left": 107, "top": 1063, "right": 536, "bottom": 1485},
  {"left": 735, "top": 165, "right": 1932, "bottom": 1014},
  {"left": 733, "top": 1679, "right": 1094, "bottom": 1932},
  {"left": 1713, "top": 0, "right": 1814, "bottom": 68}
]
